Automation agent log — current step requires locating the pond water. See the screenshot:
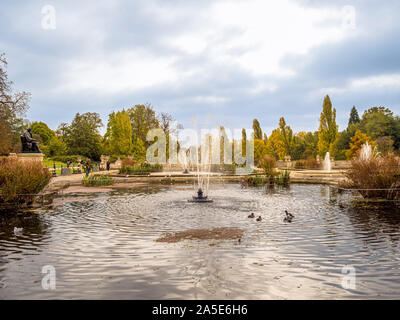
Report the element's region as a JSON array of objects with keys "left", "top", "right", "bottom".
[{"left": 1, "top": 183, "right": 400, "bottom": 299}]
